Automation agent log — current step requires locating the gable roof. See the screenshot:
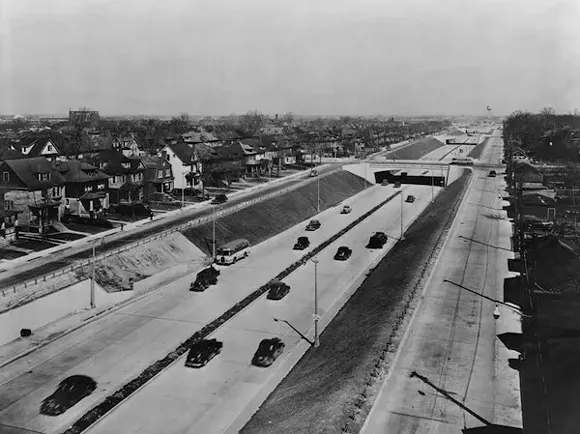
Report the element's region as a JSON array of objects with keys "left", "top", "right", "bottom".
[
  {"left": 2, "top": 157, "right": 66, "bottom": 190},
  {"left": 140, "top": 155, "right": 170, "bottom": 170},
  {"left": 53, "top": 159, "right": 110, "bottom": 183},
  {"left": 166, "top": 141, "right": 197, "bottom": 163},
  {"left": 96, "top": 149, "right": 145, "bottom": 174}
]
